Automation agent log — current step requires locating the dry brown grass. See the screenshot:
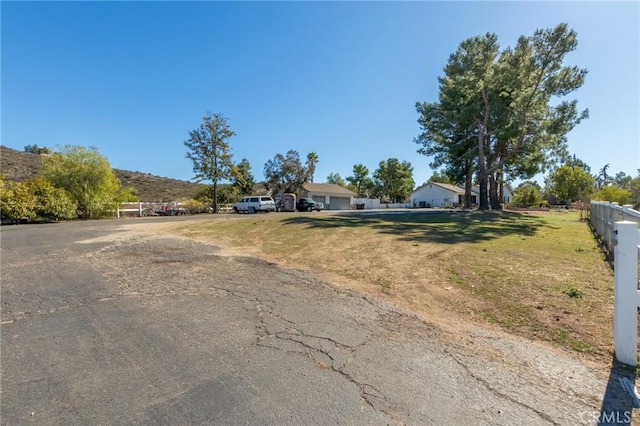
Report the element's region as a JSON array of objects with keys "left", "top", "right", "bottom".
[{"left": 139, "top": 209, "right": 617, "bottom": 363}]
